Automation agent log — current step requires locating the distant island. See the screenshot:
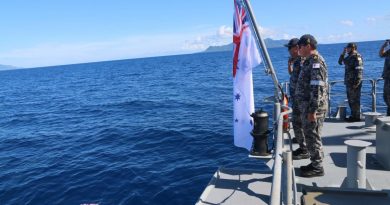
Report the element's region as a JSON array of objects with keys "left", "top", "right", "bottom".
[
  {"left": 203, "top": 38, "right": 288, "bottom": 53},
  {"left": 0, "top": 64, "right": 20, "bottom": 71}
]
